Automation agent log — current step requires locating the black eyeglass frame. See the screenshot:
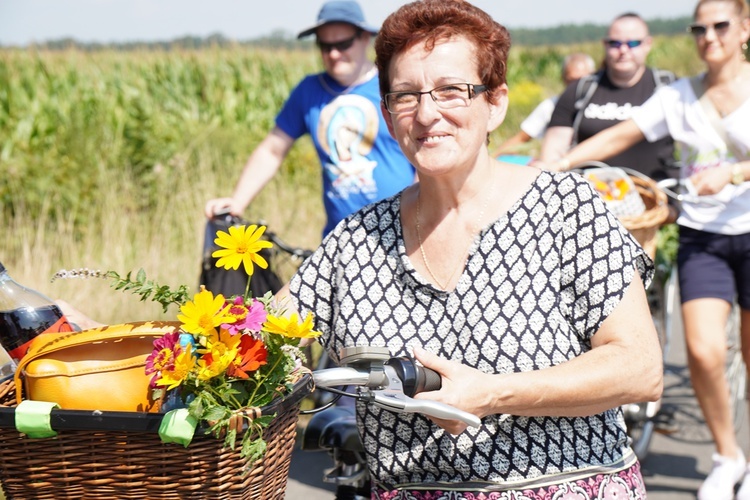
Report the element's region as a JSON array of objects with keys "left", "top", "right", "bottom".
[
  {"left": 383, "top": 83, "right": 488, "bottom": 115},
  {"left": 687, "top": 20, "right": 732, "bottom": 37},
  {"left": 316, "top": 31, "right": 362, "bottom": 54},
  {"left": 602, "top": 39, "right": 644, "bottom": 49}
]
